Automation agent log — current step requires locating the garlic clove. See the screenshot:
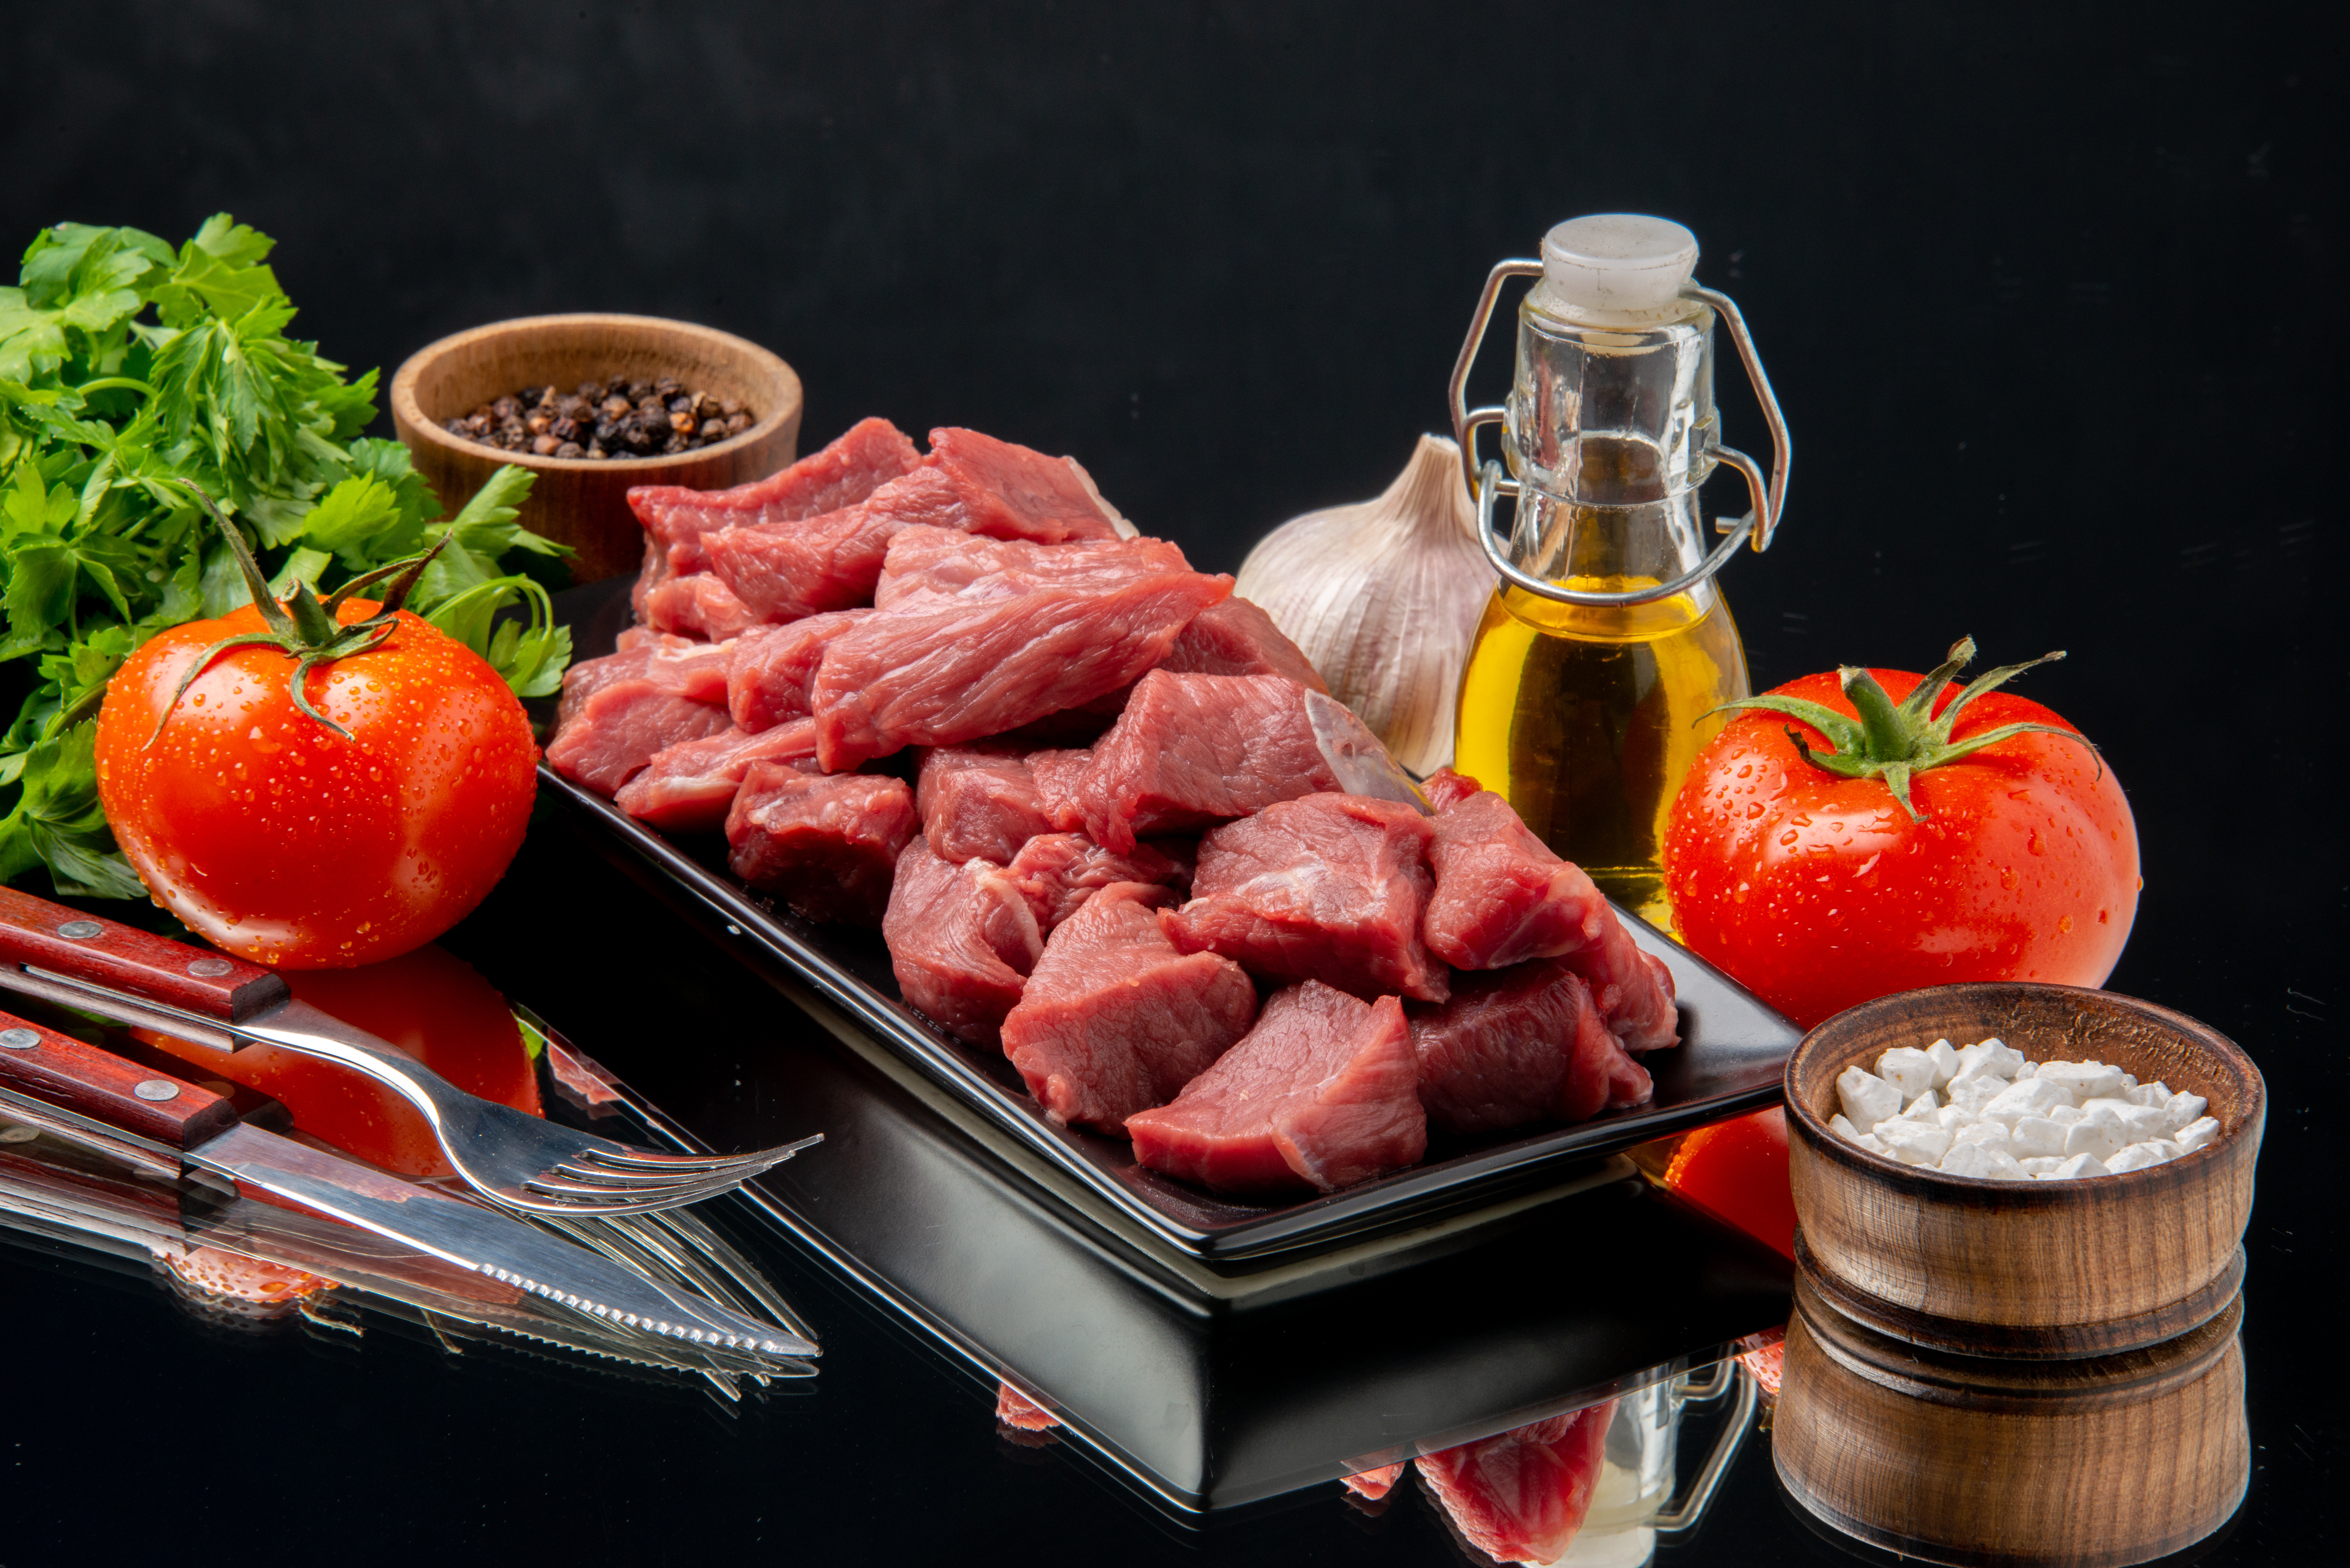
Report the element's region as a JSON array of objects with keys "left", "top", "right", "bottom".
[{"left": 1234, "top": 434, "right": 1494, "bottom": 776}]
